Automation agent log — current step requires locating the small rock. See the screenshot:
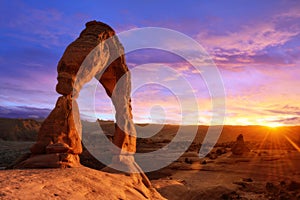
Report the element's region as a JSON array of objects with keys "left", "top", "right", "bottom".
[
  {"left": 216, "top": 148, "right": 227, "bottom": 156},
  {"left": 242, "top": 178, "right": 253, "bottom": 182},
  {"left": 209, "top": 153, "right": 218, "bottom": 160},
  {"left": 233, "top": 181, "right": 247, "bottom": 188},
  {"left": 278, "top": 191, "right": 291, "bottom": 200},
  {"left": 221, "top": 191, "right": 242, "bottom": 200},
  {"left": 0, "top": 193, "right": 6, "bottom": 197},
  {"left": 287, "top": 181, "right": 300, "bottom": 191},
  {"left": 266, "top": 182, "right": 279, "bottom": 194},
  {"left": 280, "top": 180, "right": 286, "bottom": 187}
]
